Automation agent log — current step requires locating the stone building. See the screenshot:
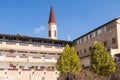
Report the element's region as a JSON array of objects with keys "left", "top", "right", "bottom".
[
  {"left": 73, "top": 17, "right": 120, "bottom": 80},
  {"left": 73, "top": 17, "right": 120, "bottom": 67}
]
